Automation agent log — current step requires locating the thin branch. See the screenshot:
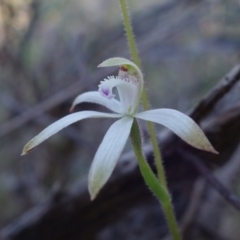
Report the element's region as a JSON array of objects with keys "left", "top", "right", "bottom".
[
  {"left": 190, "top": 64, "right": 240, "bottom": 122},
  {"left": 182, "top": 151, "right": 240, "bottom": 211}
]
